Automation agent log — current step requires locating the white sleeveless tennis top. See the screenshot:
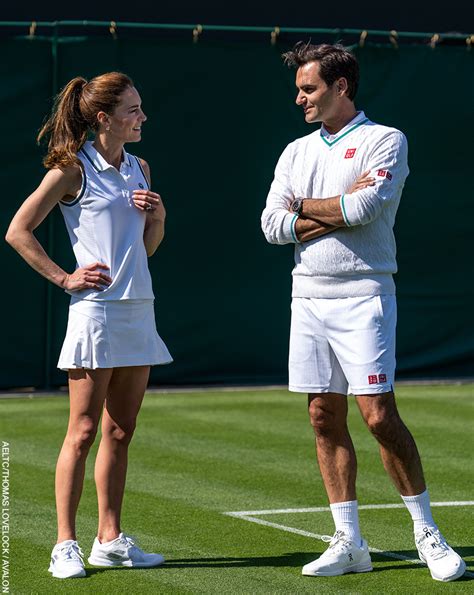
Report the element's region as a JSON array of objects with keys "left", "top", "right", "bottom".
[{"left": 59, "top": 140, "right": 154, "bottom": 301}]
